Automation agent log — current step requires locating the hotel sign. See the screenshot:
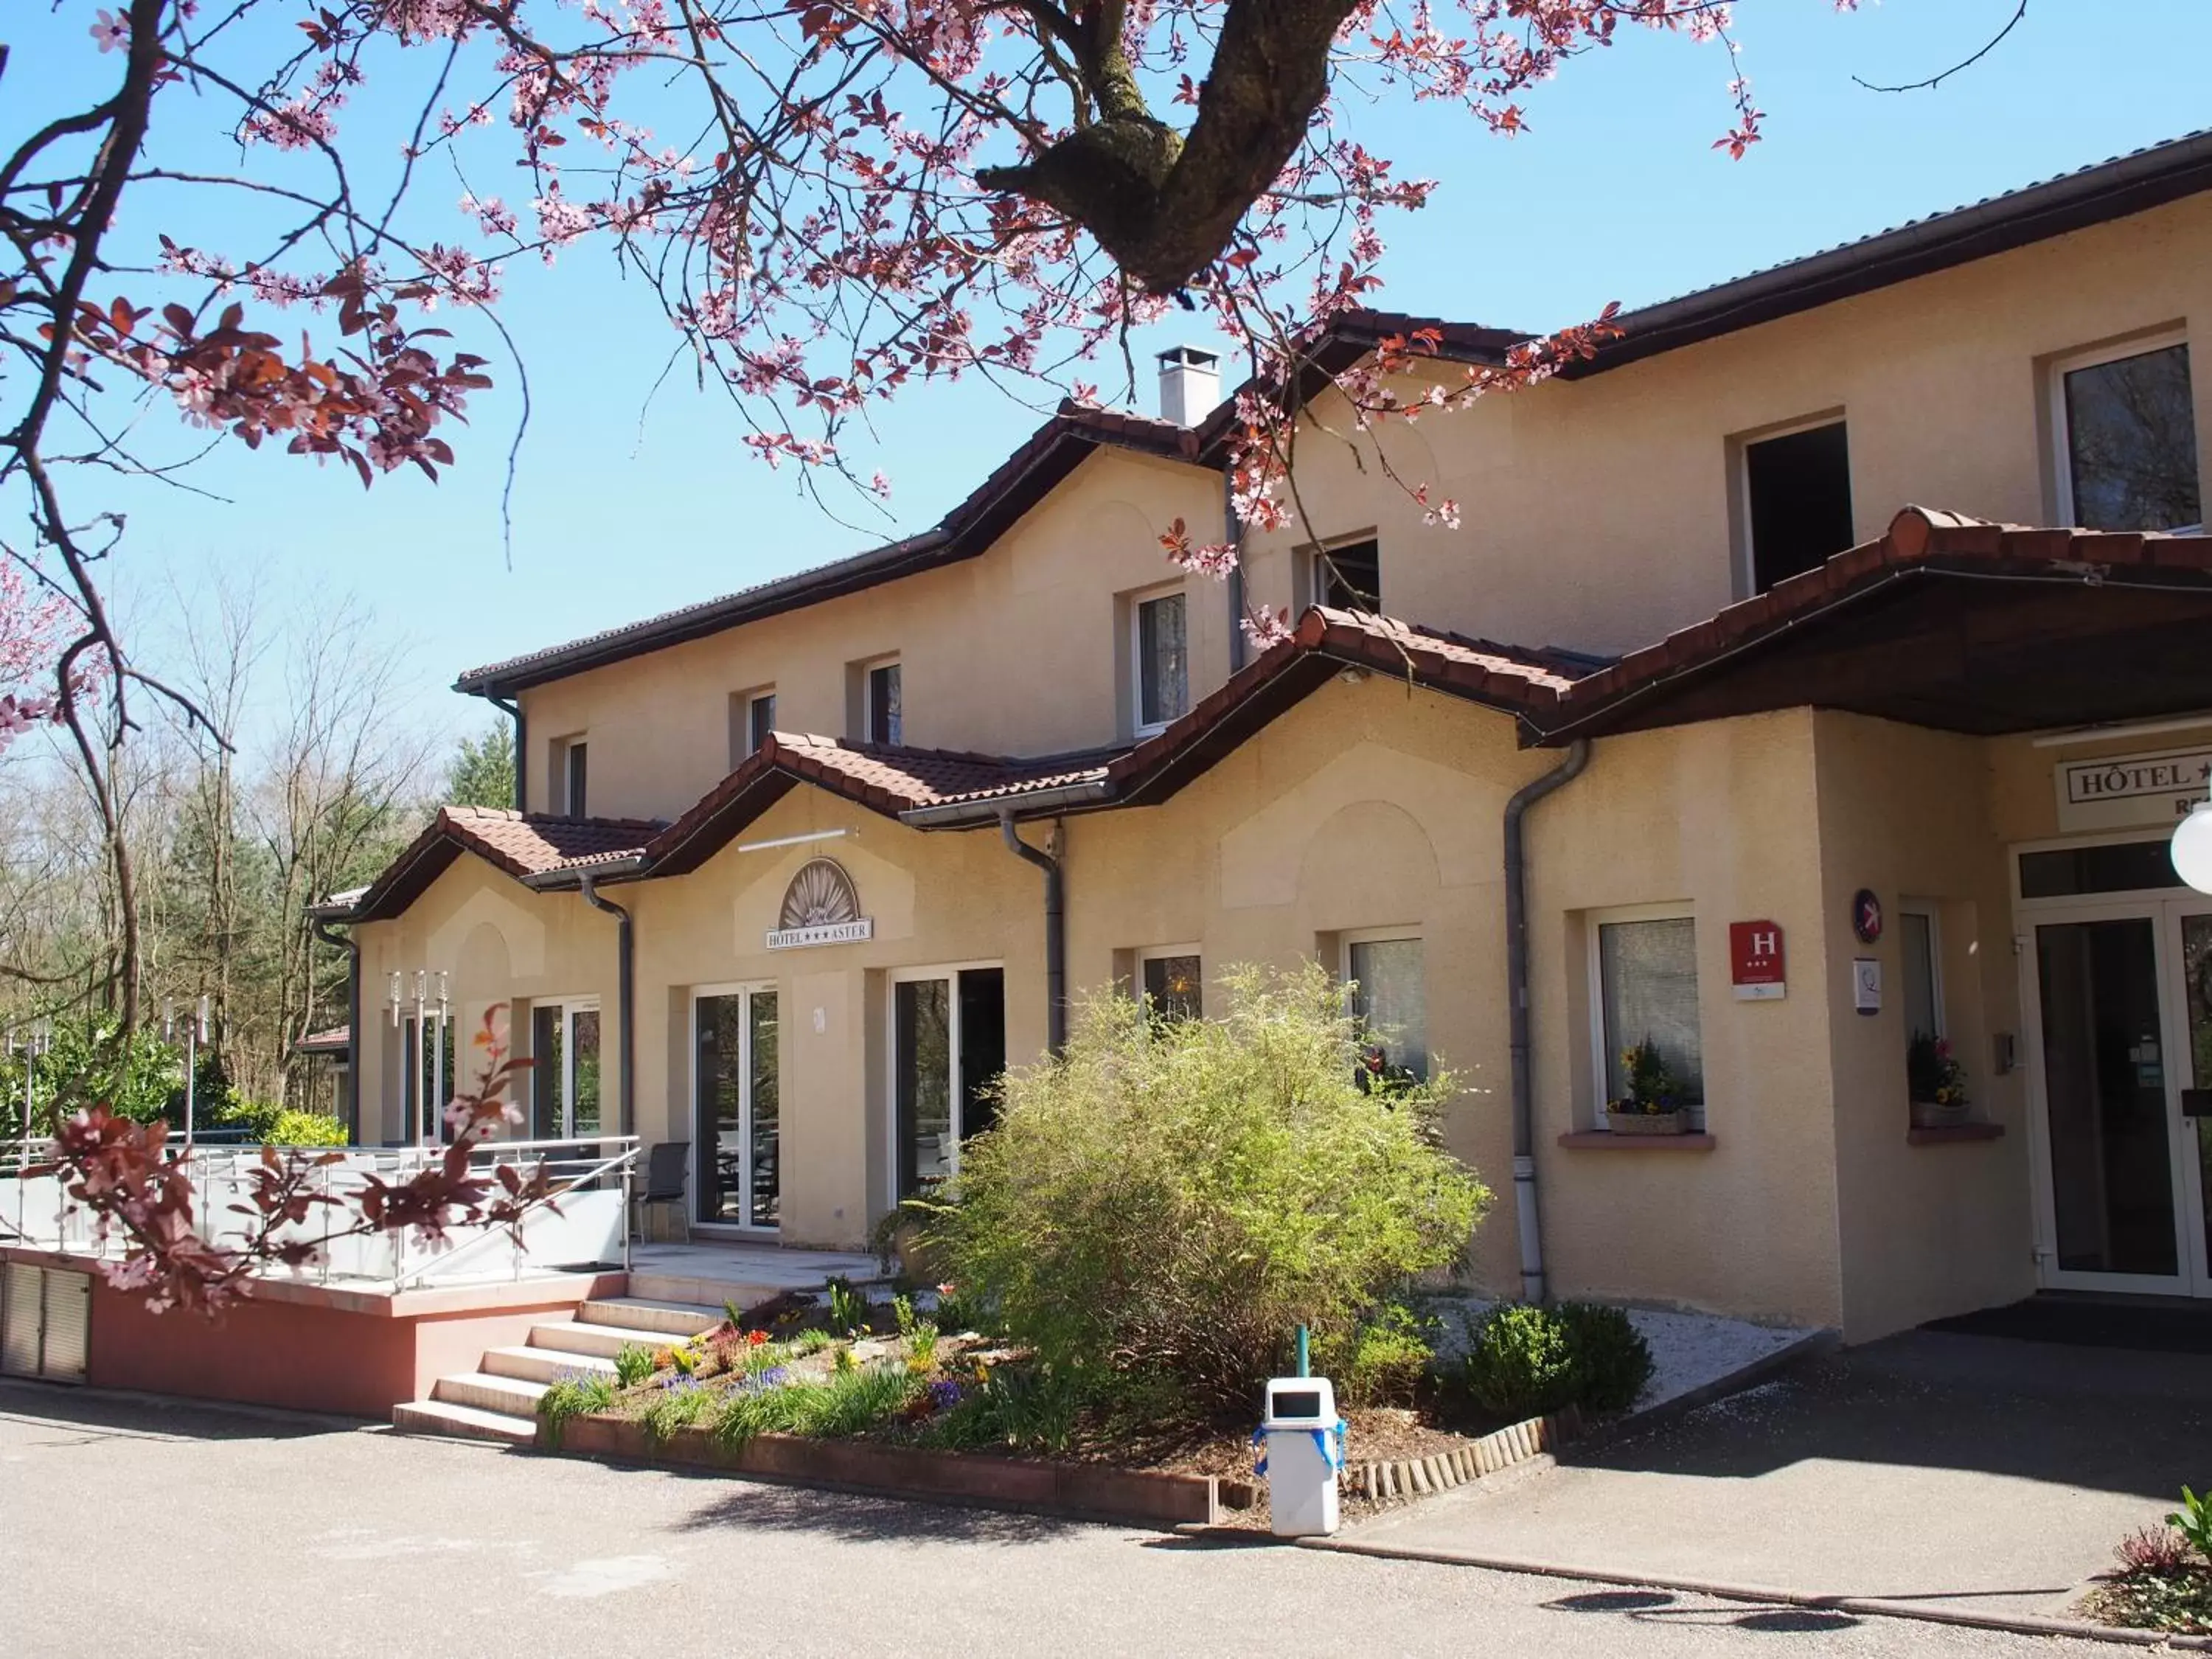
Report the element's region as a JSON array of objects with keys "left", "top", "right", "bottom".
[
  {"left": 2054, "top": 745, "right": 2212, "bottom": 833},
  {"left": 765, "top": 858, "right": 874, "bottom": 951}
]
